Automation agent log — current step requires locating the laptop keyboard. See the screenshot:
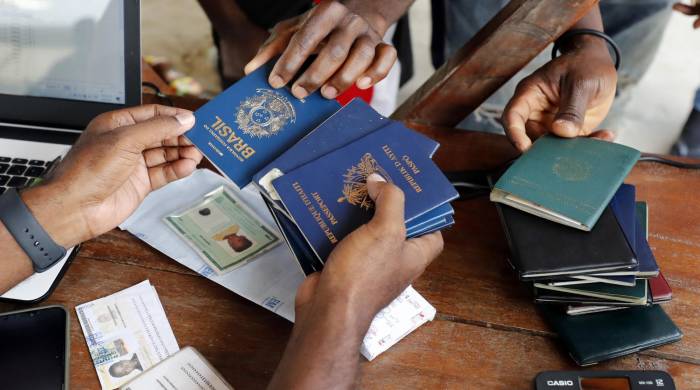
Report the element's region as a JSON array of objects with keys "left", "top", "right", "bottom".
[{"left": 0, "top": 157, "right": 53, "bottom": 194}]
